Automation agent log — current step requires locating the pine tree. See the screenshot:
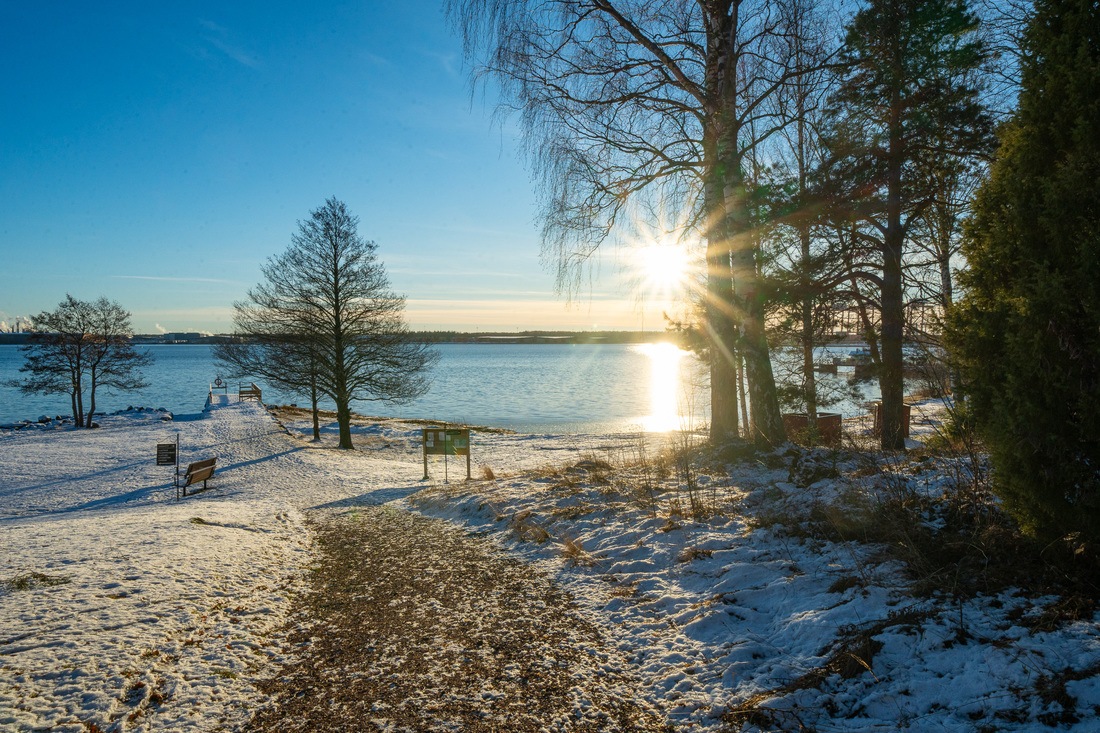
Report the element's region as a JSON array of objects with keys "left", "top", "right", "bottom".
[
  {"left": 947, "top": 0, "right": 1100, "bottom": 538},
  {"left": 822, "top": 0, "right": 991, "bottom": 449}
]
